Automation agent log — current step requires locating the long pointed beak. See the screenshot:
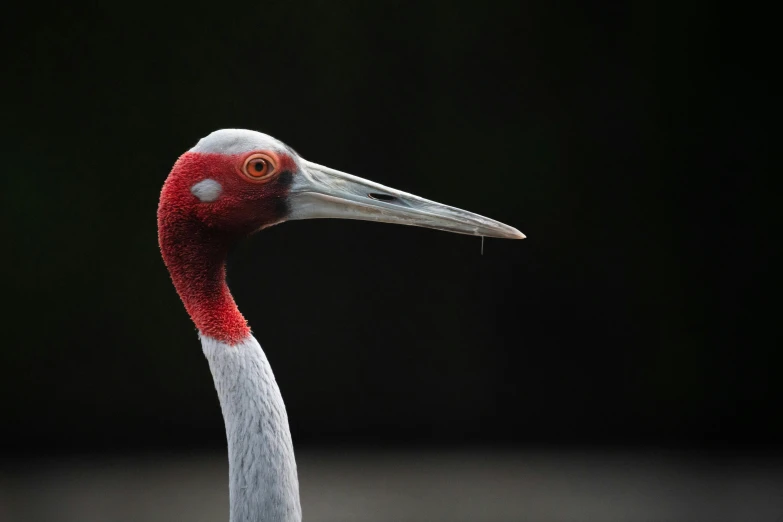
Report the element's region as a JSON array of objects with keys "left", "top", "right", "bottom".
[{"left": 287, "top": 160, "right": 525, "bottom": 240}]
